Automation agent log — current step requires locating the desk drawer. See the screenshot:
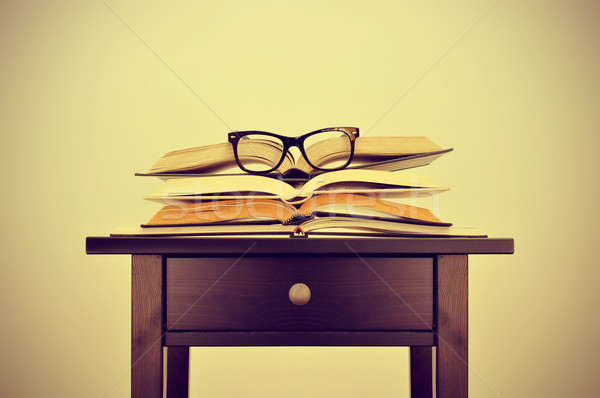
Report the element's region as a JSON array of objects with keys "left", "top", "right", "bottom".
[{"left": 166, "top": 256, "right": 433, "bottom": 331}]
